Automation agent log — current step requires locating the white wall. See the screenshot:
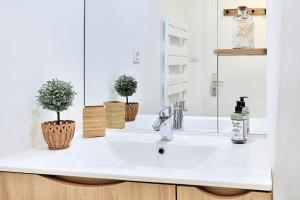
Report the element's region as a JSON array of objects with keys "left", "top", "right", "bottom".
[
  {"left": 0, "top": 0, "right": 84, "bottom": 159},
  {"left": 184, "top": 0, "right": 218, "bottom": 117},
  {"left": 85, "top": 0, "right": 185, "bottom": 114},
  {"left": 268, "top": 0, "right": 300, "bottom": 199},
  {"left": 184, "top": 0, "right": 207, "bottom": 115}
]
